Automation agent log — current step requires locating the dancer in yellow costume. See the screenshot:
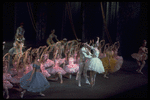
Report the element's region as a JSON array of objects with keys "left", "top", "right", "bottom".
[{"left": 101, "top": 44, "right": 117, "bottom": 78}]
